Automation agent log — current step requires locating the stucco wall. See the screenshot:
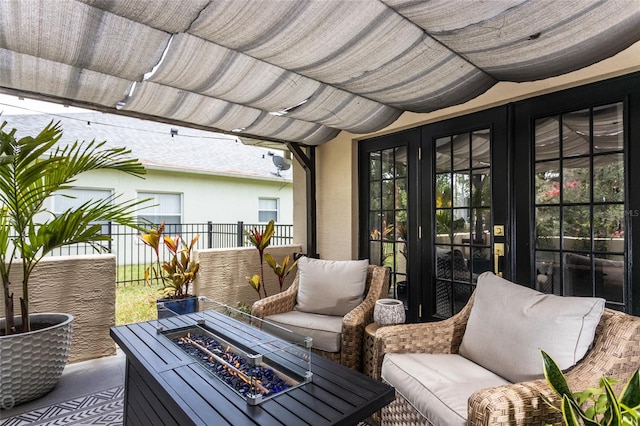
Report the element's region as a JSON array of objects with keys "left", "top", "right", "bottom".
[
  {"left": 193, "top": 244, "right": 302, "bottom": 308},
  {"left": 302, "top": 40, "right": 640, "bottom": 261},
  {"left": 69, "top": 167, "right": 294, "bottom": 225},
  {"left": 1, "top": 255, "right": 116, "bottom": 363}
]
